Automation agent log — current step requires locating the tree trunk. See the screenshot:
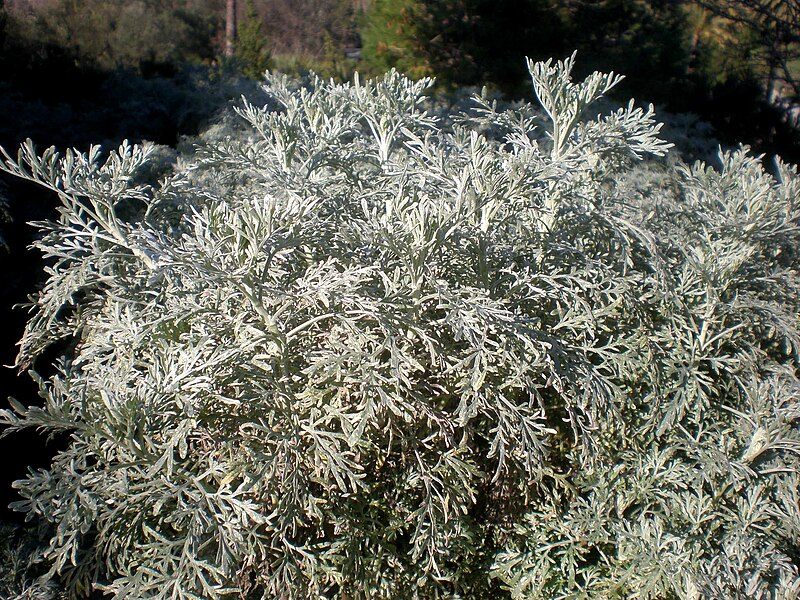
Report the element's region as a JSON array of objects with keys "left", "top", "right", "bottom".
[
  {"left": 226, "top": 0, "right": 237, "bottom": 57},
  {"left": 686, "top": 8, "right": 709, "bottom": 76},
  {"left": 0, "top": 0, "right": 7, "bottom": 50}
]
